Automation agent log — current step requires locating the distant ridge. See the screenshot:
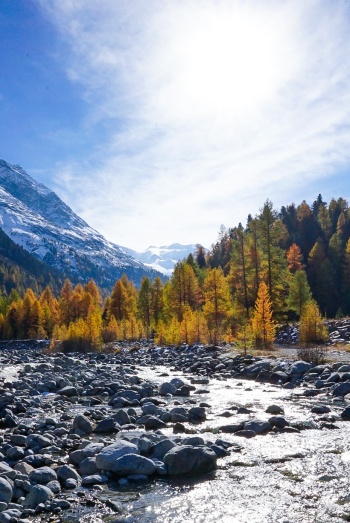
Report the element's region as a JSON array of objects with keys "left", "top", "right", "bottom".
[{"left": 123, "top": 243, "right": 198, "bottom": 276}]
